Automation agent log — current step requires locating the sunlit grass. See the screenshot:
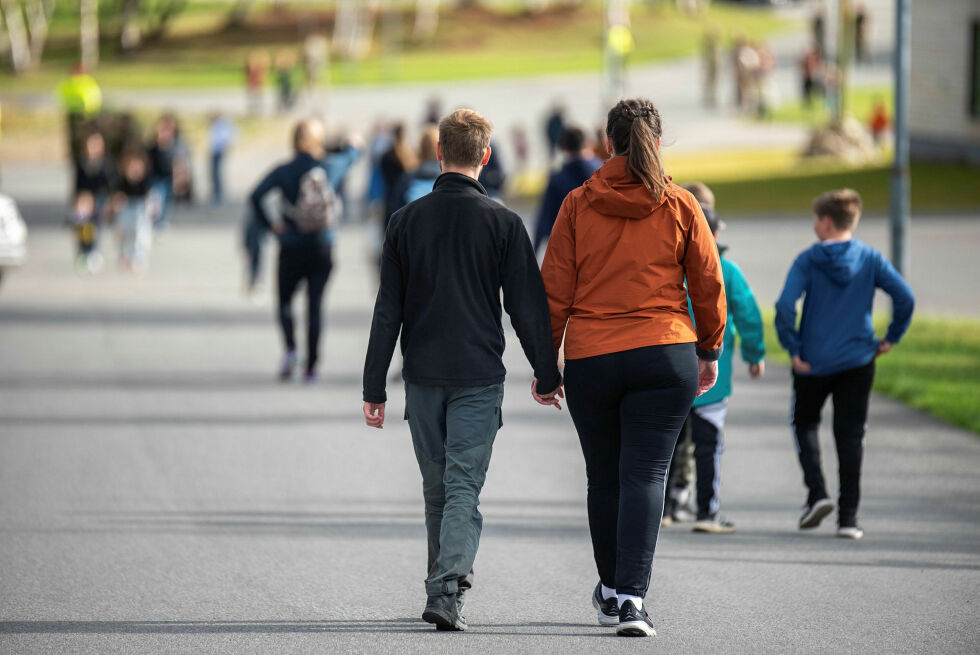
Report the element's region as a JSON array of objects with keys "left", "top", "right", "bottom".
[{"left": 761, "top": 311, "right": 980, "bottom": 434}]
